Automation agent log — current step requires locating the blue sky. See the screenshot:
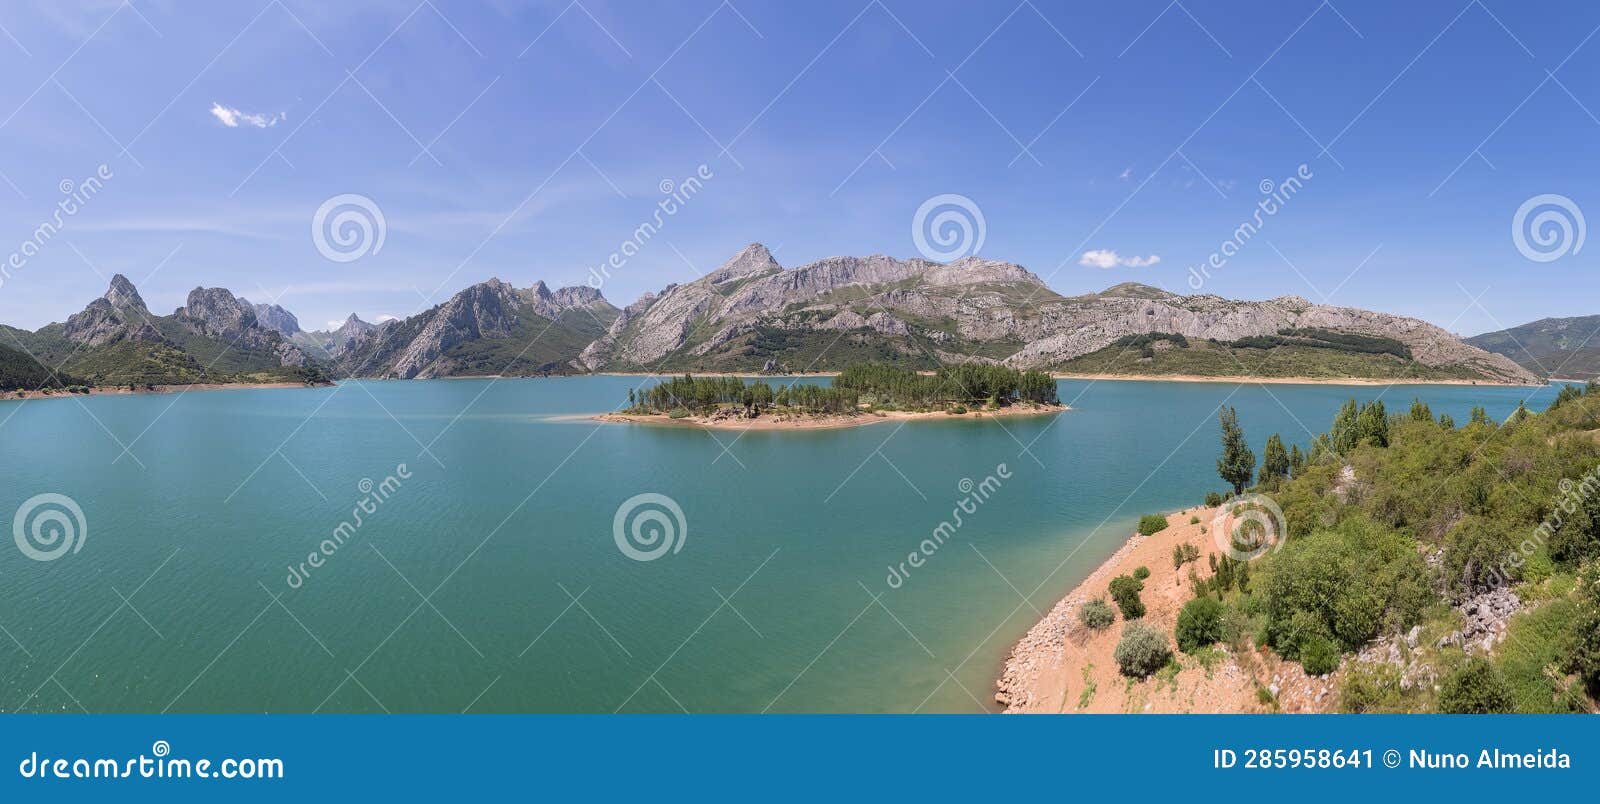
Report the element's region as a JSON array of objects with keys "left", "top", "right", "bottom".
[{"left": 0, "top": 0, "right": 1597, "bottom": 334}]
